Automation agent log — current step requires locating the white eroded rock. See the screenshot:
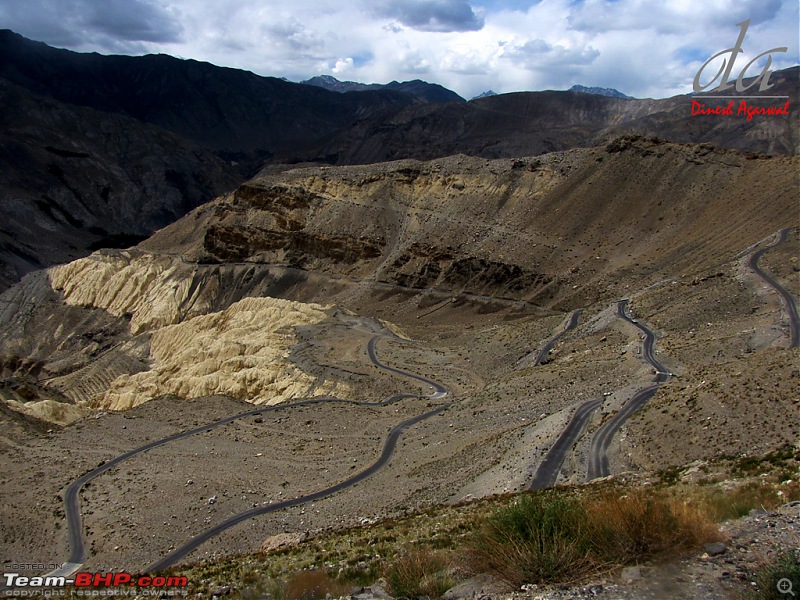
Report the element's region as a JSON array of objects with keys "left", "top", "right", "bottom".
[
  {"left": 42, "top": 251, "right": 345, "bottom": 410},
  {"left": 48, "top": 252, "right": 199, "bottom": 334},
  {"left": 99, "top": 296, "right": 336, "bottom": 409}
]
